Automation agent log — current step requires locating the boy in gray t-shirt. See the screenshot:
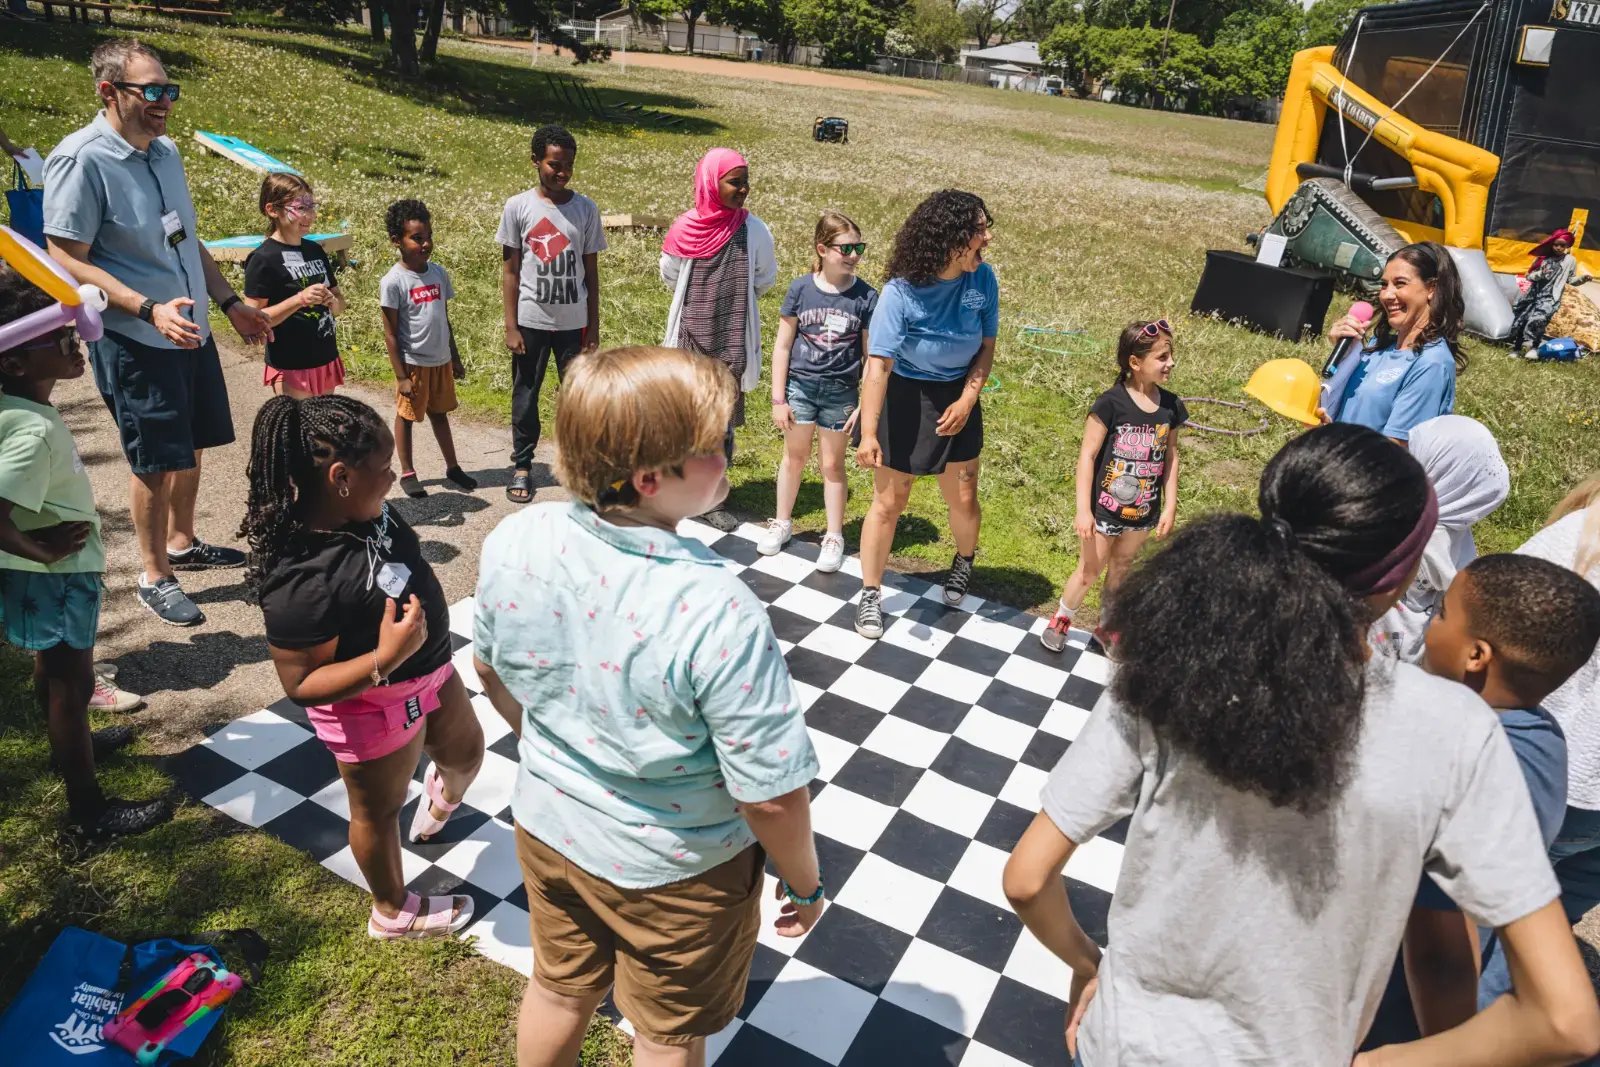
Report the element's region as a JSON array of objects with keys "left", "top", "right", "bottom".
[
  {"left": 379, "top": 199, "right": 474, "bottom": 499},
  {"left": 496, "top": 124, "right": 607, "bottom": 503}
]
